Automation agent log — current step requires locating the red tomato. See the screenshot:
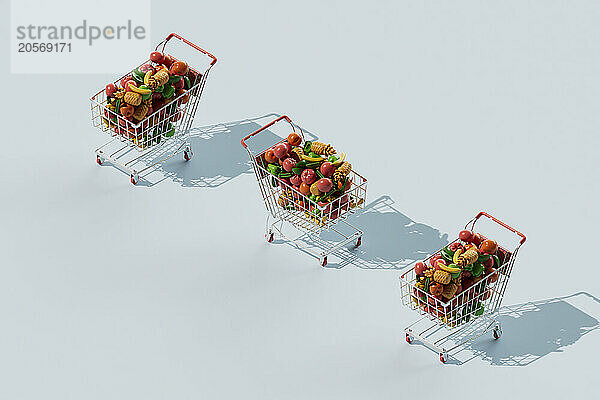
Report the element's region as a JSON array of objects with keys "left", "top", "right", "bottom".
[
  {"left": 480, "top": 240, "right": 498, "bottom": 255},
  {"left": 486, "top": 267, "right": 499, "bottom": 283},
  {"left": 287, "top": 132, "right": 302, "bottom": 146},
  {"left": 301, "top": 169, "right": 317, "bottom": 185},
  {"left": 176, "top": 89, "right": 189, "bottom": 104},
  {"left": 282, "top": 158, "right": 297, "bottom": 172},
  {"left": 162, "top": 55, "right": 174, "bottom": 67},
  {"left": 105, "top": 83, "right": 117, "bottom": 97},
  {"left": 290, "top": 175, "right": 302, "bottom": 186},
  {"left": 264, "top": 149, "right": 277, "bottom": 164},
  {"left": 459, "top": 230, "right": 473, "bottom": 242},
  {"left": 170, "top": 61, "right": 189, "bottom": 76},
  {"left": 299, "top": 182, "right": 311, "bottom": 196},
  {"left": 415, "top": 262, "right": 427, "bottom": 276},
  {"left": 317, "top": 178, "right": 333, "bottom": 193},
  {"left": 320, "top": 162, "right": 335, "bottom": 177},
  {"left": 273, "top": 143, "right": 289, "bottom": 159},
  {"left": 149, "top": 51, "right": 164, "bottom": 63},
  {"left": 471, "top": 233, "right": 484, "bottom": 246},
  {"left": 119, "top": 75, "right": 132, "bottom": 88}
]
